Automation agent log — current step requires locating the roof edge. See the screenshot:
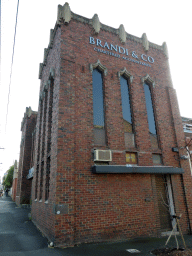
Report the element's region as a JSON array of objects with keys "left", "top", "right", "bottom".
[{"left": 39, "top": 2, "right": 168, "bottom": 79}]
